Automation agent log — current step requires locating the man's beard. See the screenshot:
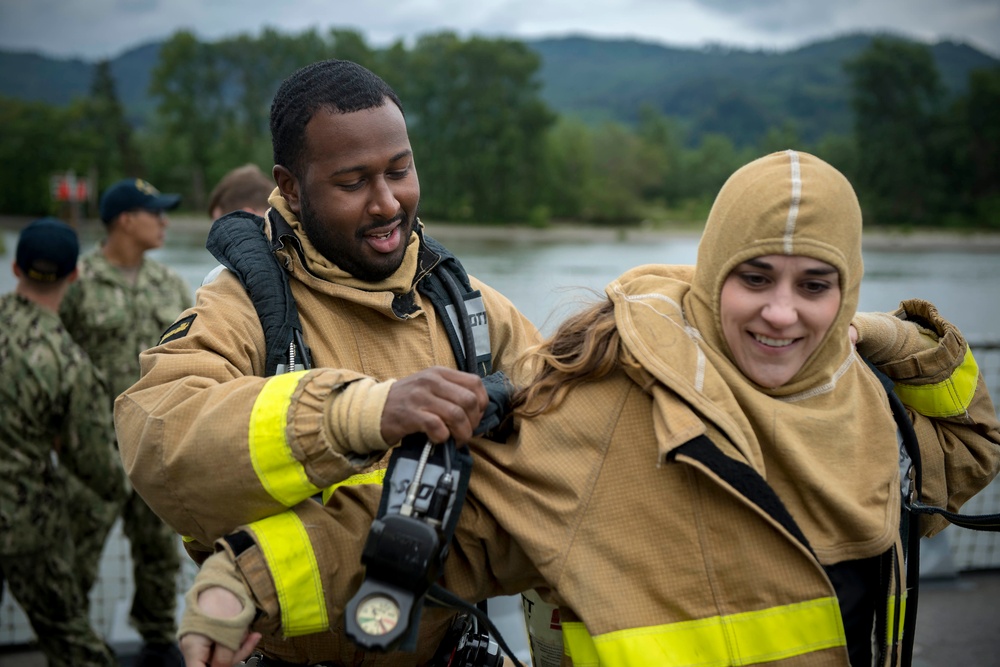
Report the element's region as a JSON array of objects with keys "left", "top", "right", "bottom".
[{"left": 298, "top": 193, "right": 417, "bottom": 282}]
